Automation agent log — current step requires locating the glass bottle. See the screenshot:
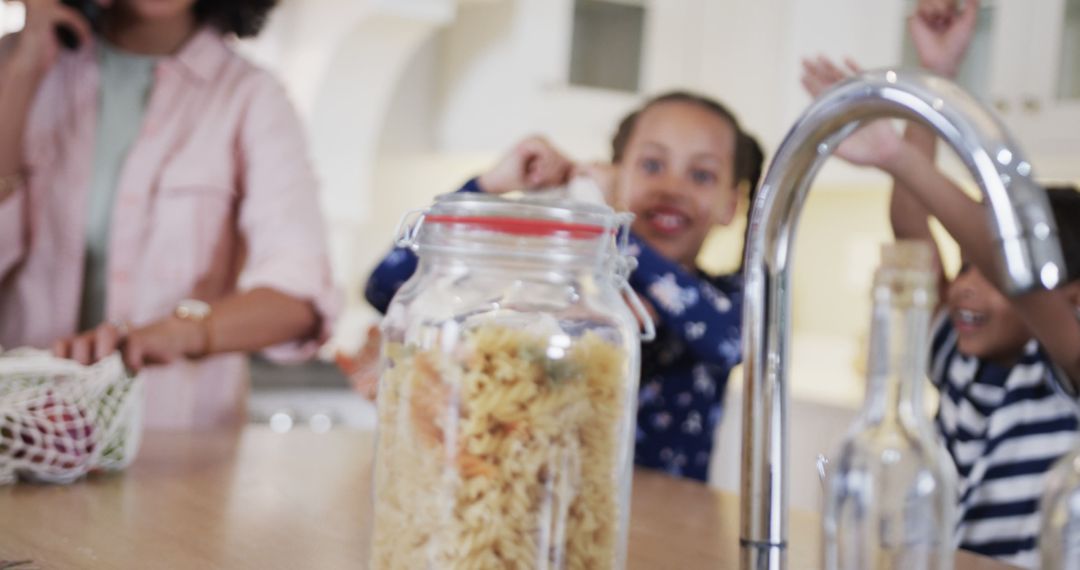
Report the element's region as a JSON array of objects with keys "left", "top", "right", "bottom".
[
  {"left": 368, "top": 192, "right": 652, "bottom": 570},
  {"left": 823, "top": 241, "right": 958, "bottom": 570},
  {"left": 1040, "top": 444, "right": 1080, "bottom": 568}
]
